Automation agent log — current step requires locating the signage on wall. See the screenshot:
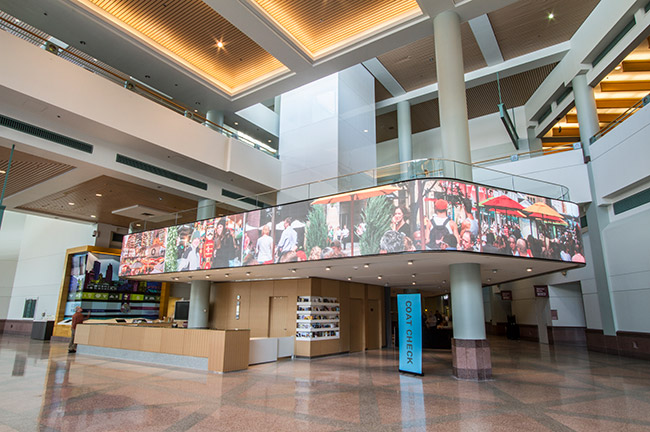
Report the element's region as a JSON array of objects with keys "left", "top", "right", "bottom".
[
  {"left": 397, "top": 293, "right": 423, "bottom": 375},
  {"left": 534, "top": 285, "right": 549, "bottom": 297},
  {"left": 500, "top": 290, "right": 512, "bottom": 301}
]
